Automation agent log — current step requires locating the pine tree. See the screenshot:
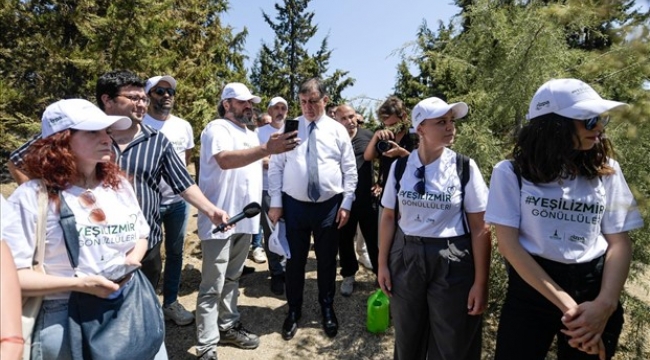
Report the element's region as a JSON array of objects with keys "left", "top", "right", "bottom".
[
  {"left": 0, "top": 0, "right": 246, "bottom": 165},
  {"left": 250, "top": 0, "right": 354, "bottom": 116},
  {"left": 395, "top": 1, "right": 650, "bottom": 357}
]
